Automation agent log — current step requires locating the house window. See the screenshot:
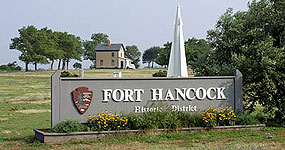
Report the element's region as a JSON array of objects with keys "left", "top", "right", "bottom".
[
  {"left": 112, "top": 60, "right": 115, "bottom": 66},
  {"left": 100, "top": 60, "right": 103, "bottom": 65},
  {"left": 112, "top": 52, "right": 114, "bottom": 57}
]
